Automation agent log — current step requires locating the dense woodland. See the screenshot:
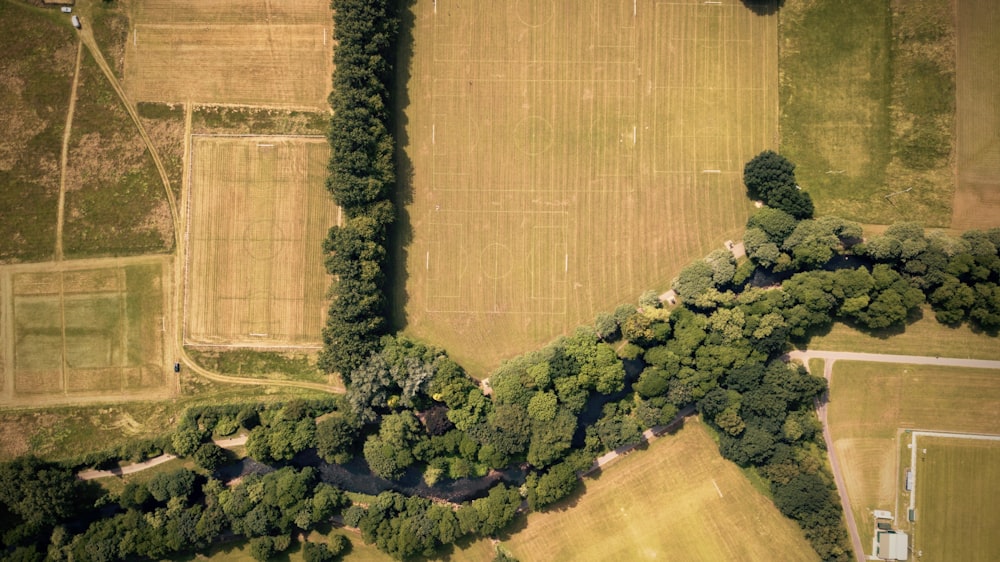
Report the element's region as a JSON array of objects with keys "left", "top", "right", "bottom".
[{"left": 3, "top": 1, "right": 1000, "bottom": 561}]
